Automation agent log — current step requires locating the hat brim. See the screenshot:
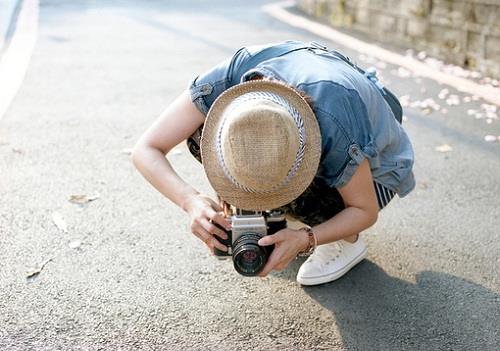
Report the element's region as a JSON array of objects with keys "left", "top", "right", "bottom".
[{"left": 201, "top": 80, "right": 321, "bottom": 211}]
